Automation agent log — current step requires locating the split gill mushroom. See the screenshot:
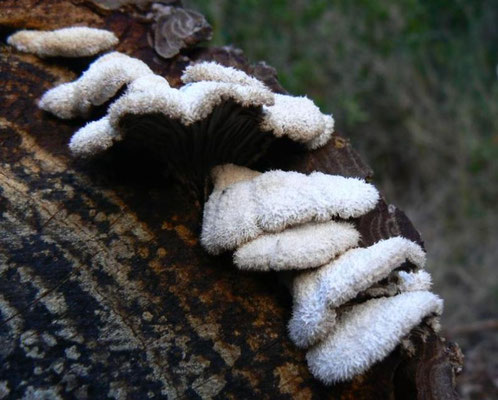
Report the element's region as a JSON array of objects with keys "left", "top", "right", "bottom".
[
  {"left": 9, "top": 26, "right": 447, "bottom": 387},
  {"left": 37, "top": 50, "right": 333, "bottom": 195}
]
